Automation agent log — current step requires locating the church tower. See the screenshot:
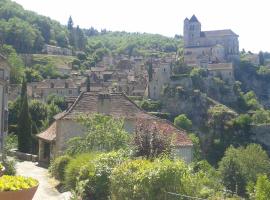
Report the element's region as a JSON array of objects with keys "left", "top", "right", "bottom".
[{"left": 183, "top": 15, "right": 201, "bottom": 47}]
